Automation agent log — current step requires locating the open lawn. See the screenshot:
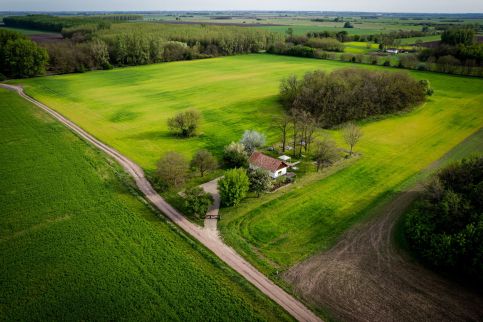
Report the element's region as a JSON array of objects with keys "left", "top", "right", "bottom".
[
  {"left": 0, "top": 88, "right": 292, "bottom": 321},
  {"left": 16, "top": 54, "right": 354, "bottom": 171},
  {"left": 14, "top": 54, "right": 483, "bottom": 273}
]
